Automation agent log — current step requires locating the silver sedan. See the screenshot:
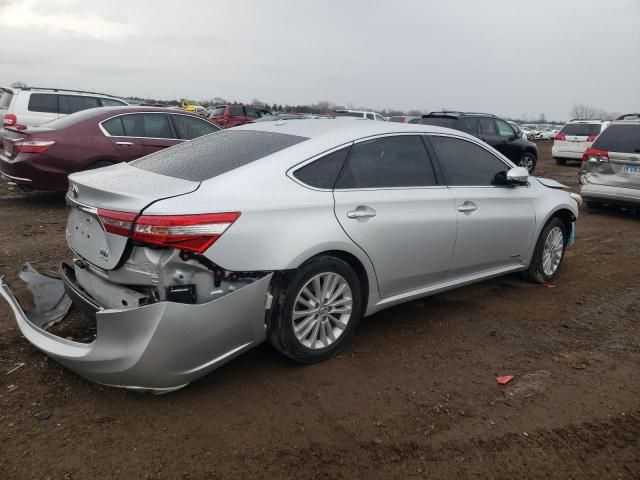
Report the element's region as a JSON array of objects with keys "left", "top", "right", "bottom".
[{"left": 0, "top": 119, "right": 581, "bottom": 393}]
